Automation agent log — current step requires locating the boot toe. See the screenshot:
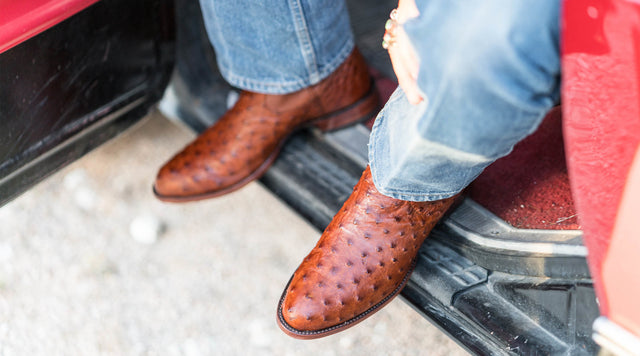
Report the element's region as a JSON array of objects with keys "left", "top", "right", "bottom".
[
  {"left": 153, "top": 163, "right": 190, "bottom": 199},
  {"left": 280, "top": 278, "right": 347, "bottom": 334},
  {"left": 281, "top": 294, "right": 328, "bottom": 332}
]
